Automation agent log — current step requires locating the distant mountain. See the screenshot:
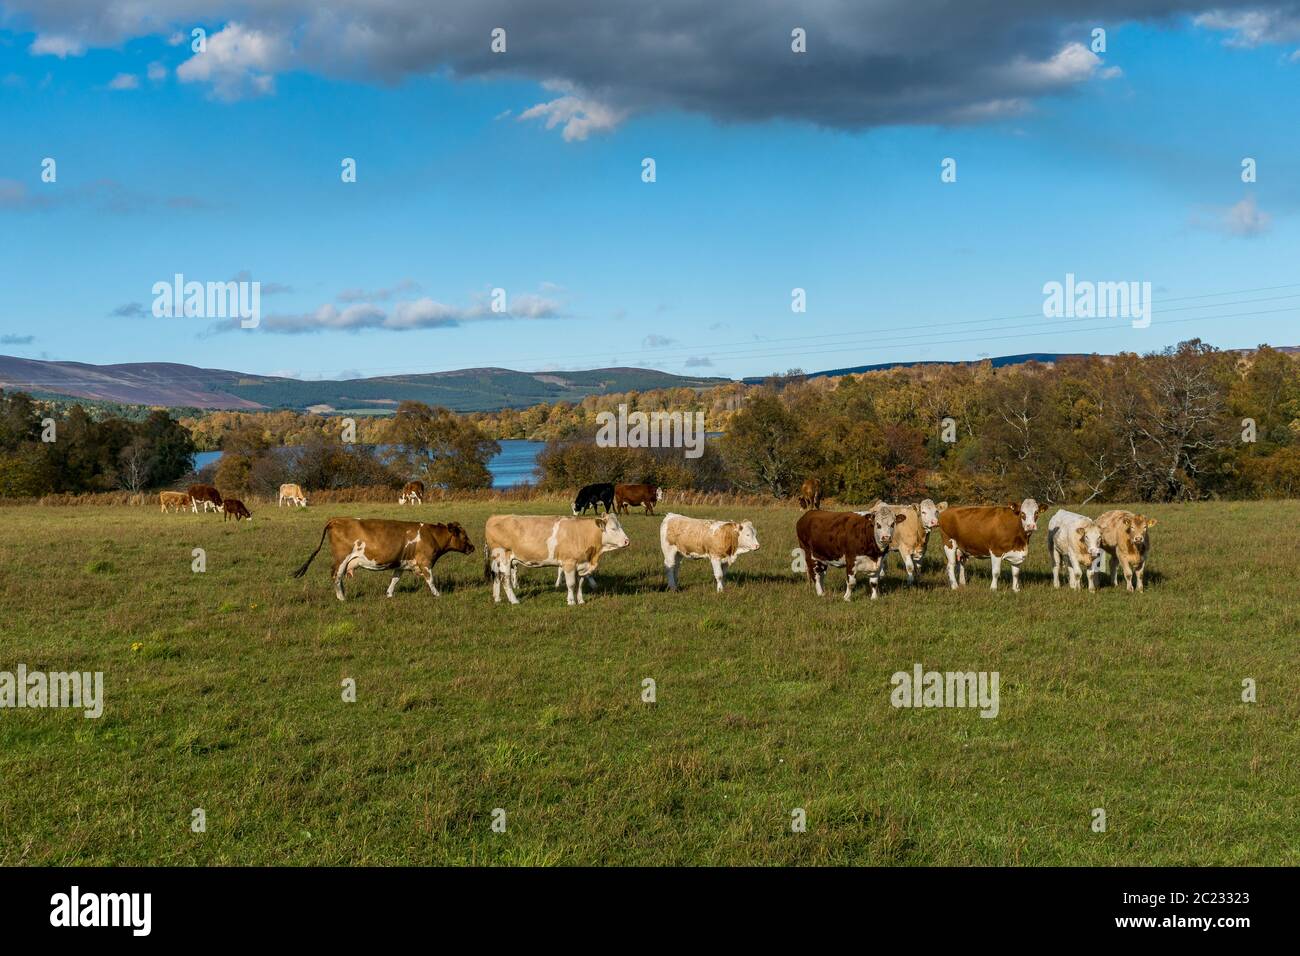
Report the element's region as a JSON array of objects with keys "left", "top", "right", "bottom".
[
  {"left": 0, "top": 355, "right": 729, "bottom": 413},
  {"left": 742, "top": 352, "right": 1087, "bottom": 384}
]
